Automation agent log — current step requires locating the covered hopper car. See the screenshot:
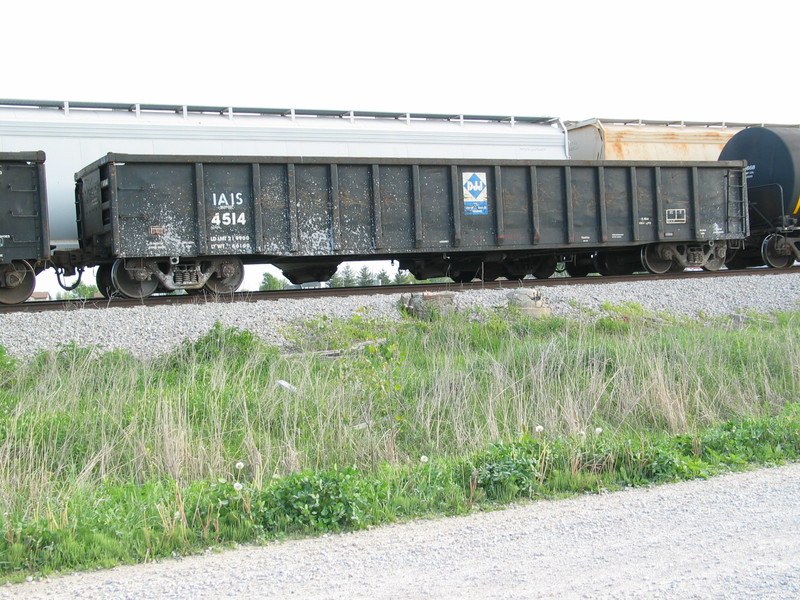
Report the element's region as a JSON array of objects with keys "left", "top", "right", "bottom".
[{"left": 567, "top": 119, "right": 750, "bottom": 161}]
